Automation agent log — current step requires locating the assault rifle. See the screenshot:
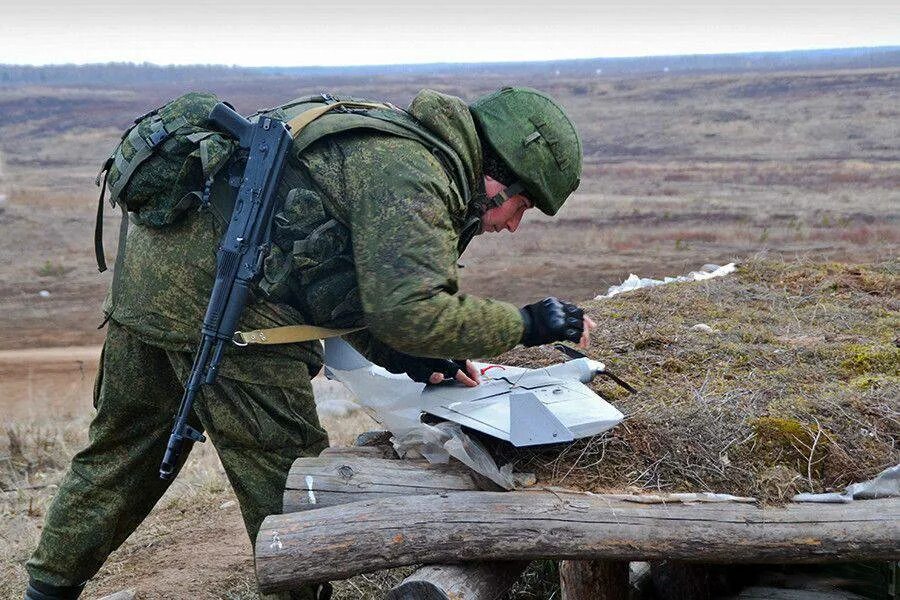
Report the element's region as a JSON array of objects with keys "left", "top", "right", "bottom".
[{"left": 159, "top": 103, "right": 293, "bottom": 479}]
